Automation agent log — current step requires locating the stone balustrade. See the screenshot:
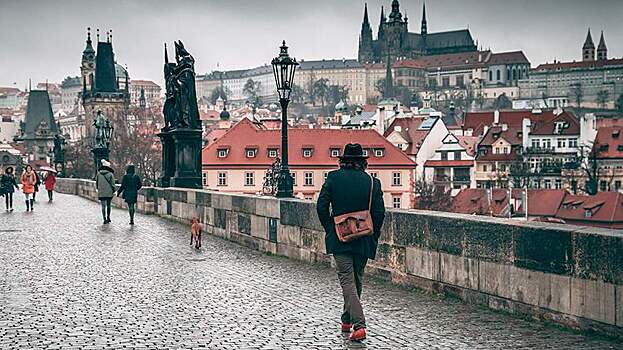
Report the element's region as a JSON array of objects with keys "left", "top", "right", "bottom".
[{"left": 55, "top": 178, "right": 623, "bottom": 339}]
